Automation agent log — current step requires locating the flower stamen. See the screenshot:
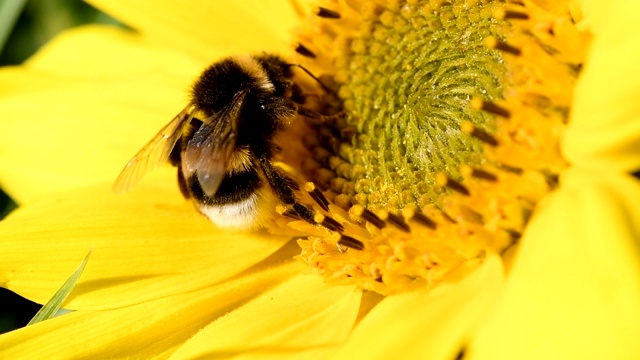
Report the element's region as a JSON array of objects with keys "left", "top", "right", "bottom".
[
  {"left": 436, "top": 173, "right": 471, "bottom": 196},
  {"left": 305, "top": 182, "right": 330, "bottom": 211},
  {"left": 294, "top": 42, "right": 317, "bottom": 58},
  {"left": 315, "top": 7, "right": 341, "bottom": 19},
  {"left": 379, "top": 210, "right": 411, "bottom": 233},
  {"left": 484, "top": 36, "right": 522, "bottom": 56},
  {"left": 460, "top": 121, "right": 500, "bottom": 147},
  {"left": 494, "top": 9, "right": 530, "bottom": 21},
  {"left": 351, "top": 205, "right": 386, "bottom": 229},
  {"left": 314, "top": 213, "right": 345, "bottom": 232},
  {"left": 338, "top": 234, "right": 365, "bottom": 251},
  {"left": 470, "top": 97, "right": 512, "bottom": 118},
  {"left": 460, "top": 165, "right": 498, "bottom": 182},
  {"left": 402, "top": 206, "right": 437, "bottom": 229}
]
